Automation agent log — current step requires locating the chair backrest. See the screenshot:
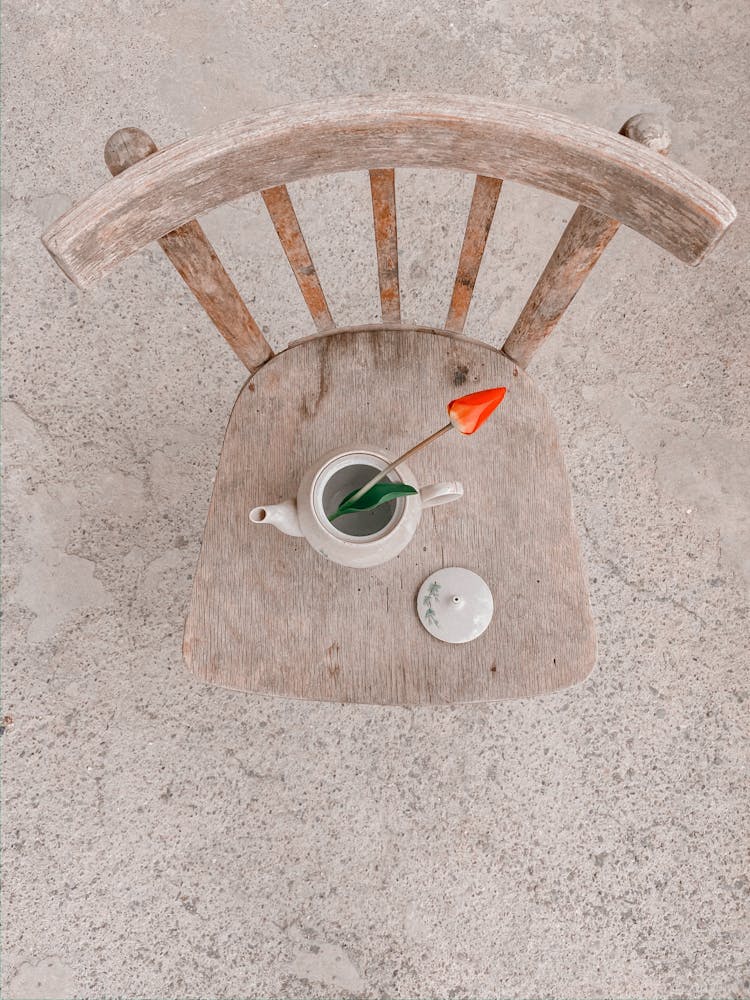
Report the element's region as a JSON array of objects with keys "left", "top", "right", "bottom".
[{"left": 42, "top": 94, "right": 736, "bottom": 372}]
